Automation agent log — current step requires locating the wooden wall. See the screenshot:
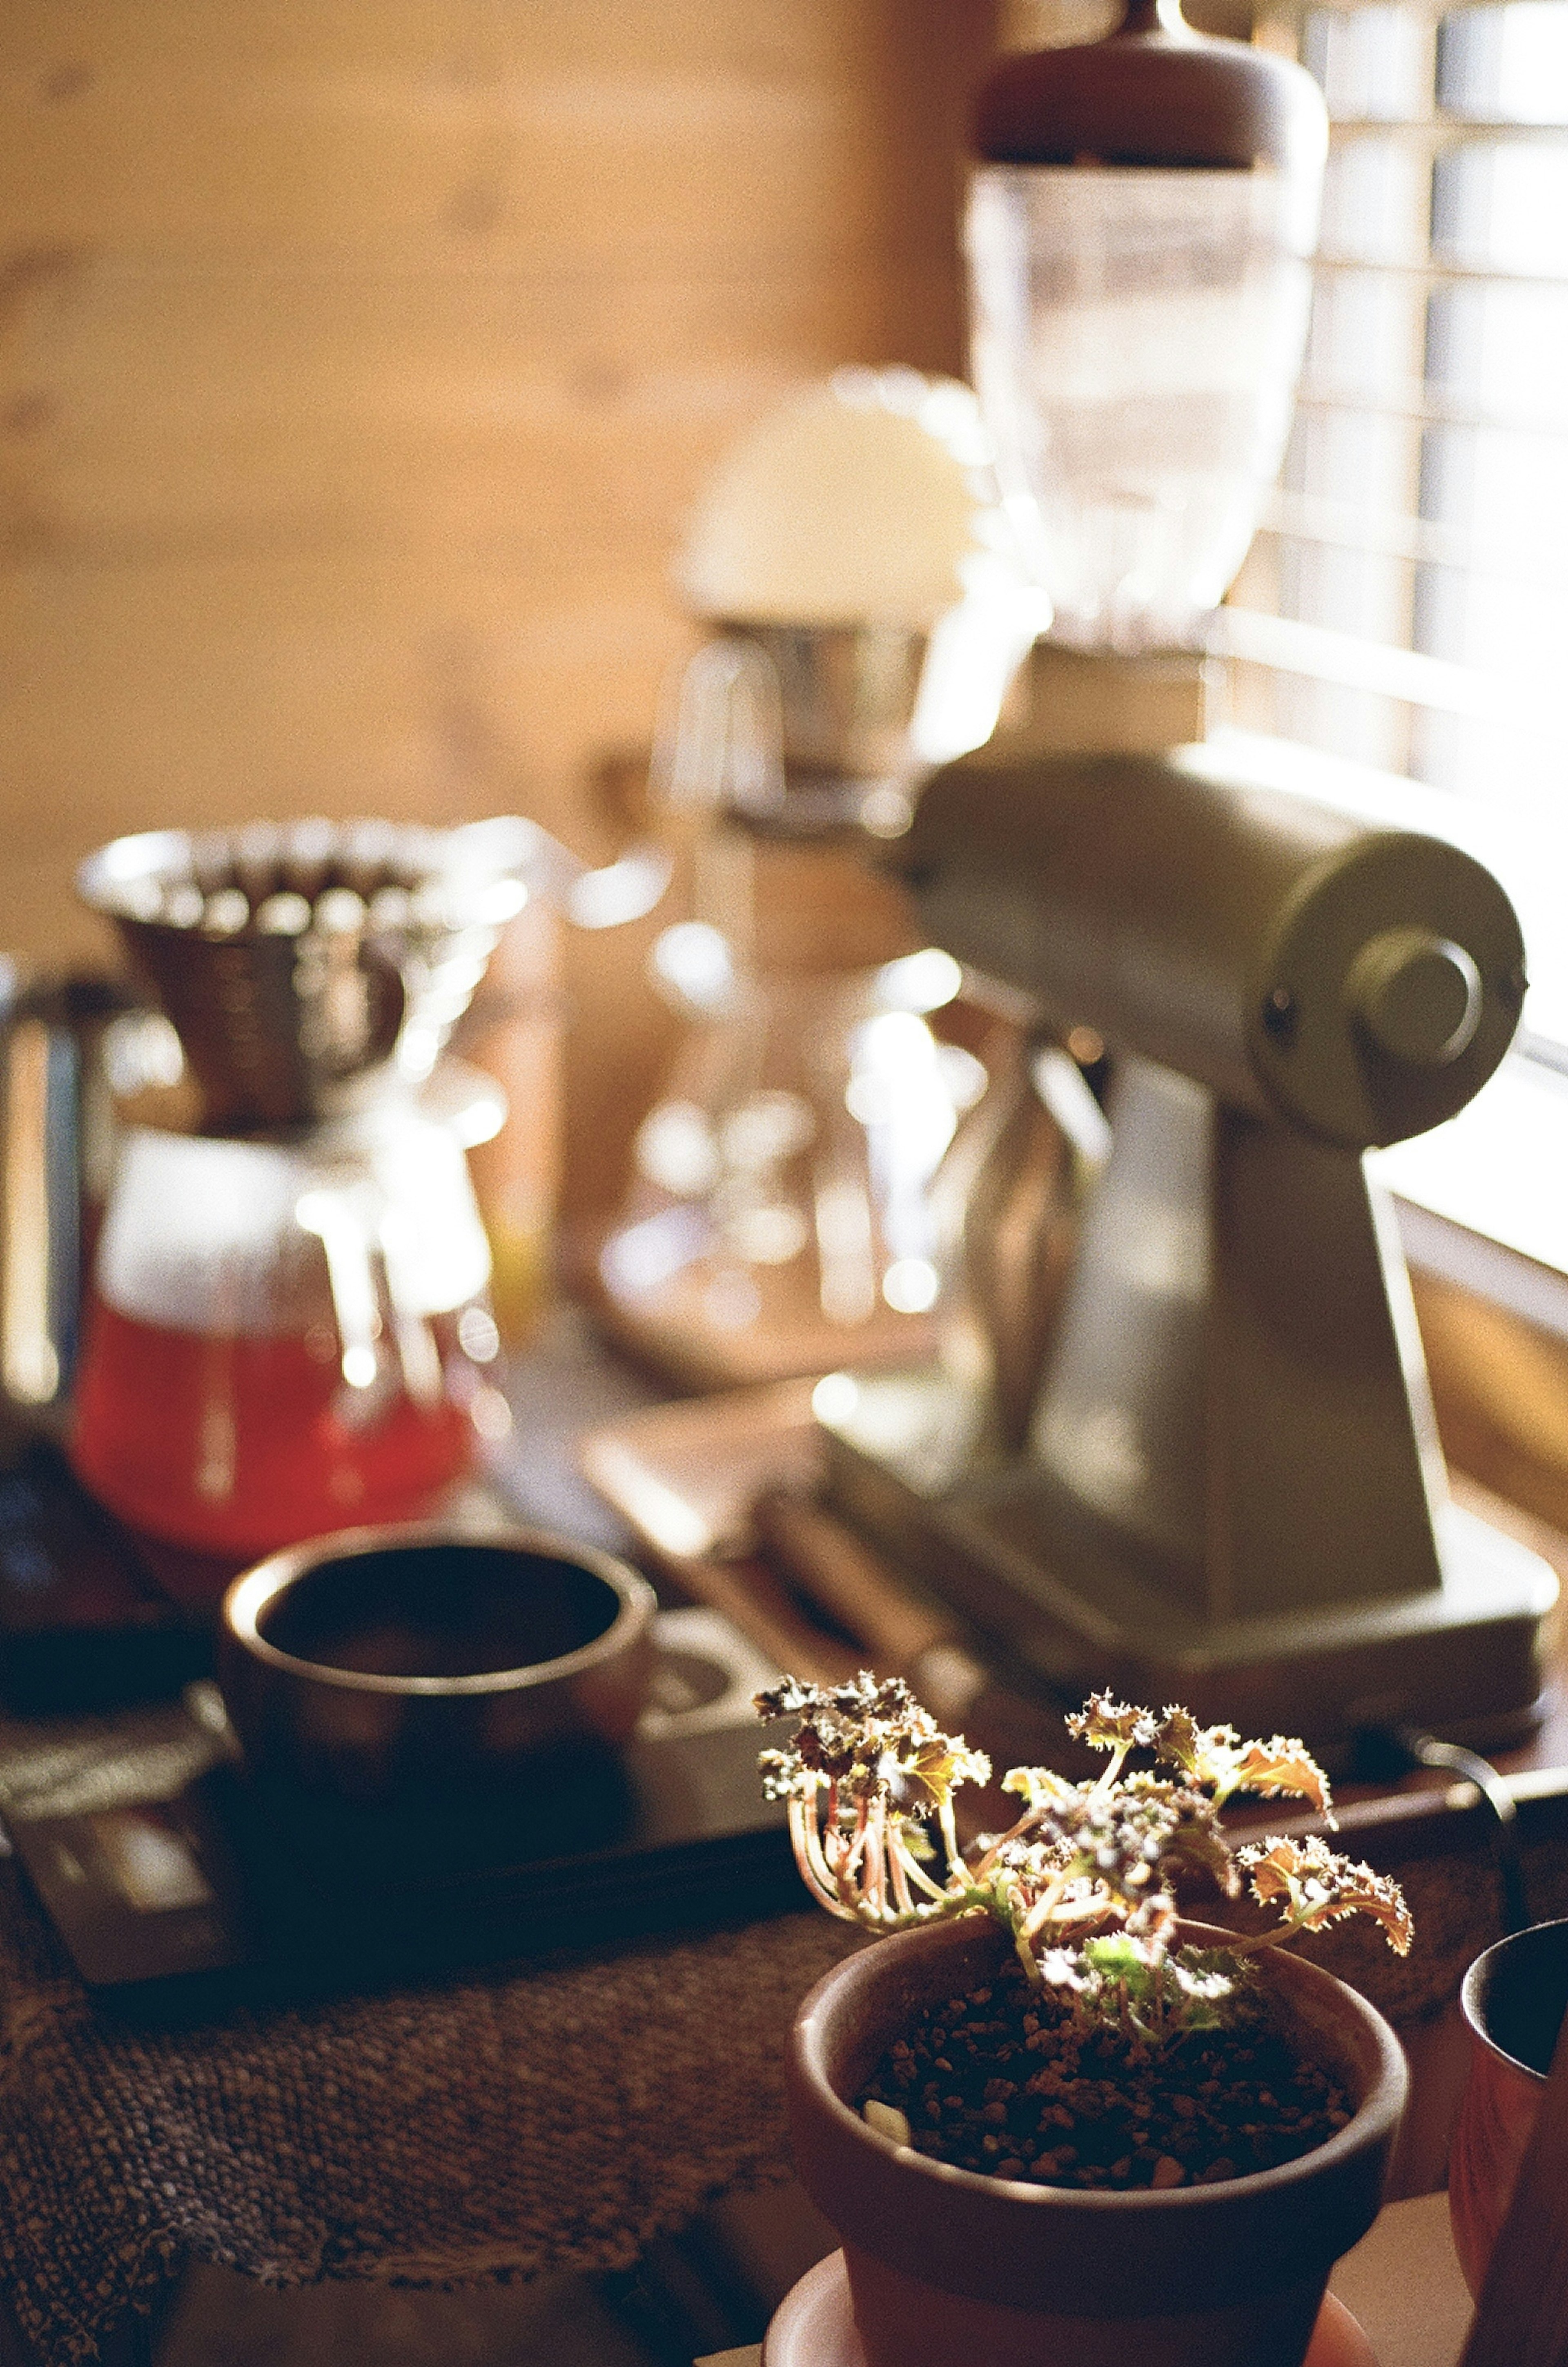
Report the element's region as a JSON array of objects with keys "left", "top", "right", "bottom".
[{"left": 0, "top": 0, "right": 998, "bottom": 1214}]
